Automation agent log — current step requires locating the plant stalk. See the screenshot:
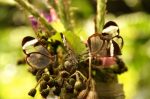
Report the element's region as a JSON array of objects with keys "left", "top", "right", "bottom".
[
  {"left": 15, "top": 0, "right": 52, "bottom": 31},
  {"left": 96, "top": 0, "right": 107, "bottom": 33},
  {"left": 94, "top": 0, "right": 125, "bottom": 99}
]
